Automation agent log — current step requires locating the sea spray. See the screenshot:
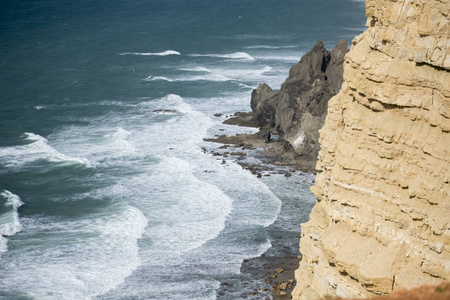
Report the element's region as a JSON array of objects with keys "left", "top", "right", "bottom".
[{"left": 0, "top": 191, "right": 23, "bottom": 257}]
